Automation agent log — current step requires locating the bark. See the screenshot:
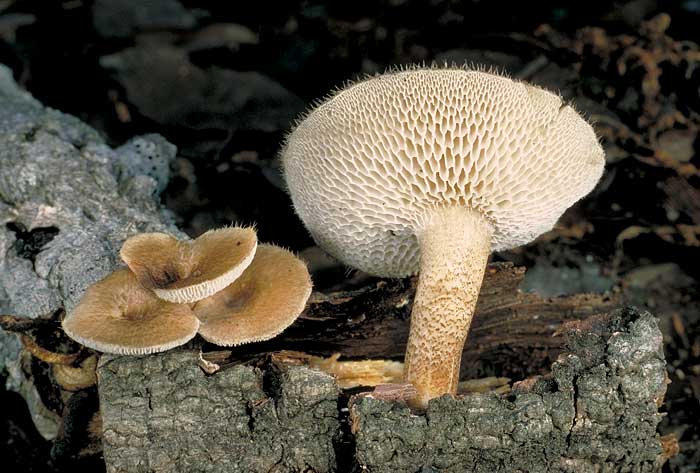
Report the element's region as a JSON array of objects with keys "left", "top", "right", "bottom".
[
  {"left": 350, "top": 308, "right": 667, "bottom": 473},
  {"left": 99, "top": 299, "right": 667, "bottom": 472},
  {"left": 0, "top": 63, "right": 182, "bottom": 439},
  {"left": 98, "top": 353, "right": 339, "bottom": 473}
]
